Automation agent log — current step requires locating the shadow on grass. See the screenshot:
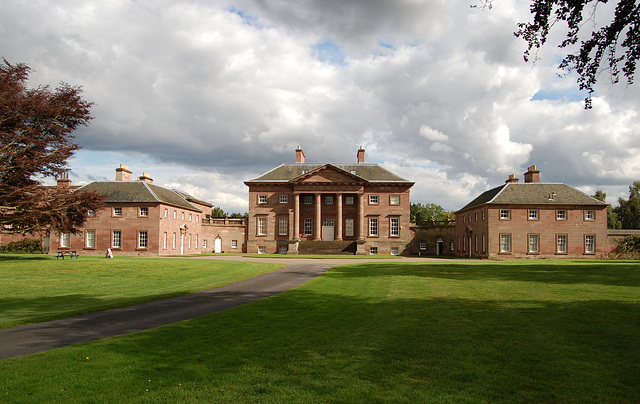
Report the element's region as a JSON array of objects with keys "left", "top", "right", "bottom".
[
  {"left": 325, "top": 261, "right": 640, "bottom": 287},
  {"left": 35, "top": 288, "right": 638, "bottom": 402},
  {"left": 0, "top": 254, "right": 51, "bottom": 261}
]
